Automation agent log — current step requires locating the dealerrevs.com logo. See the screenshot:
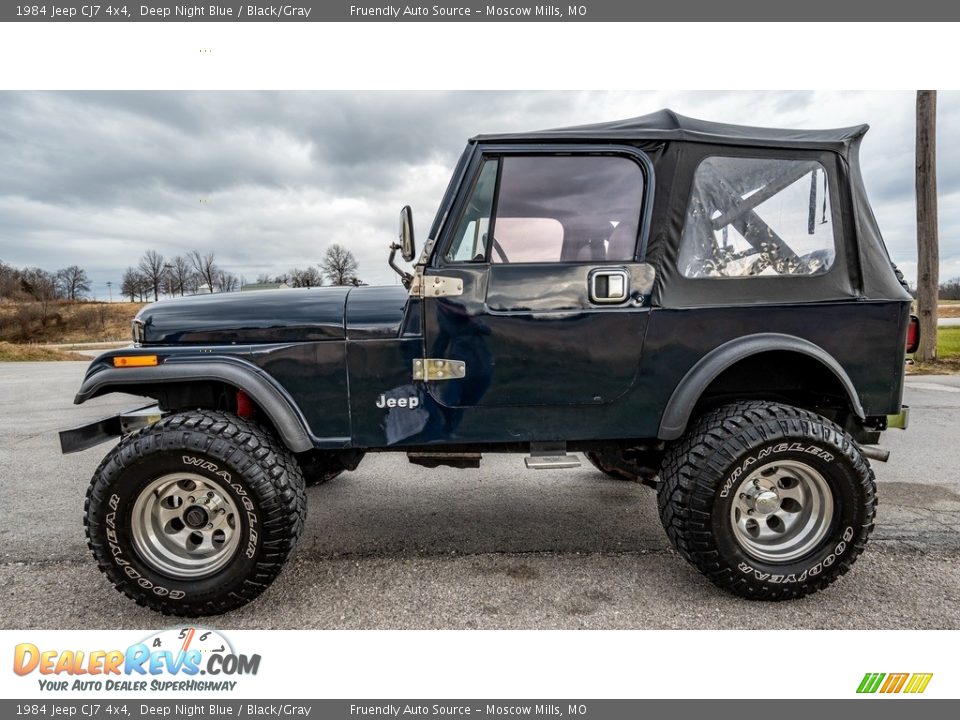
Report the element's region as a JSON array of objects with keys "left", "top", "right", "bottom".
[
  {"left": 857, "top": 673, "right": 933, "bottom": 694},
  {"left": 13, "top": 627, "right": 260, "bottom": 692}
]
